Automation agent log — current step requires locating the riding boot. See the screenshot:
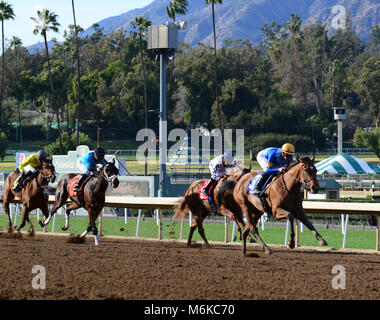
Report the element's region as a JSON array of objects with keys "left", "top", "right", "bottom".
[
  {"left": 73, "top": 174, "right": 88, "bottom": 192},
  {"left": 252, "top": 172, "right": 270, "bottom": 197},
  {"left": 14, "top": 171, "right": 31, "bottom": 192},
  {"left": 203, "top": 179, "right": 216, "bottom": 196}
]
